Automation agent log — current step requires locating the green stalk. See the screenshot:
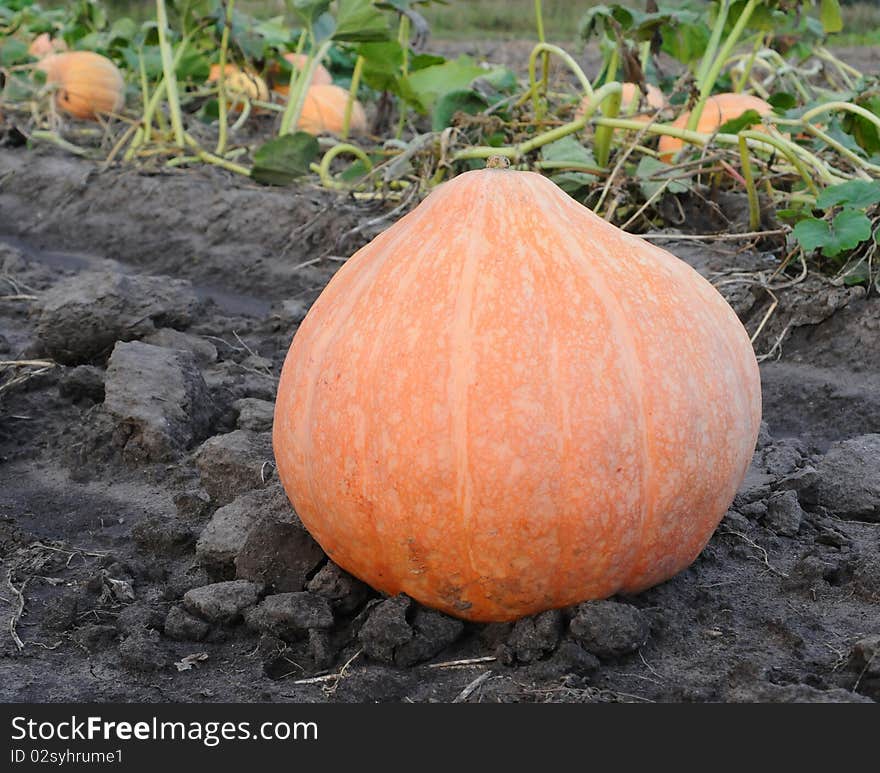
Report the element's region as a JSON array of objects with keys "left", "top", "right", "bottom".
[
  {"left": 738, "top": 135, "right": 761, "bottom": 230},
  {"left": 317, "top": 143, "right": 373, "bottom": 190},
  {"left": 395, "top": 14, "right": 410, "bottom": 139},
  {"left": 455, "top": 82, "right": 619, "bottom": 164},
  {"left": 801, "top": 101, "right": 880, "bottom": 135},
  {"left": 603, "top": 44, "right": 619, "bottom": 87},
  {"left": 279, "top": 39, "right": 332, "bottom": 136},
  {"left": 594, "top": 88, "right": 622, "bottom": 167},
  {"left": 215, "top": 0, "right": 235, "bottom": 156},
  {"left": 343, "top": 55, "right": 364, "bottom": 140},
  {"left": 534, "top": 0, "right": 550, "bottom": 108},
  {"left": 125, "top": 35, "right": 191, "bottom": 161},
  {"left": 184, "top": 133, "right": 250, "bottom": 176},
  {"left": 155, "top": 0, "right": 185, "bottom": 148},
  {"left": 137, "top": 49, "right": 152, "bottom": 143},
  {"left": 696, "top": 0, "right": 731, "bottom": 86},
  {"left": 527, "top": 42, "right": 593, "bottom": 121},
  {"left": 689, "top": 0, "right": 759, "bottom": 131},
  {"left": 733, "top": 35, "right": 763, "bottom": 93}
]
